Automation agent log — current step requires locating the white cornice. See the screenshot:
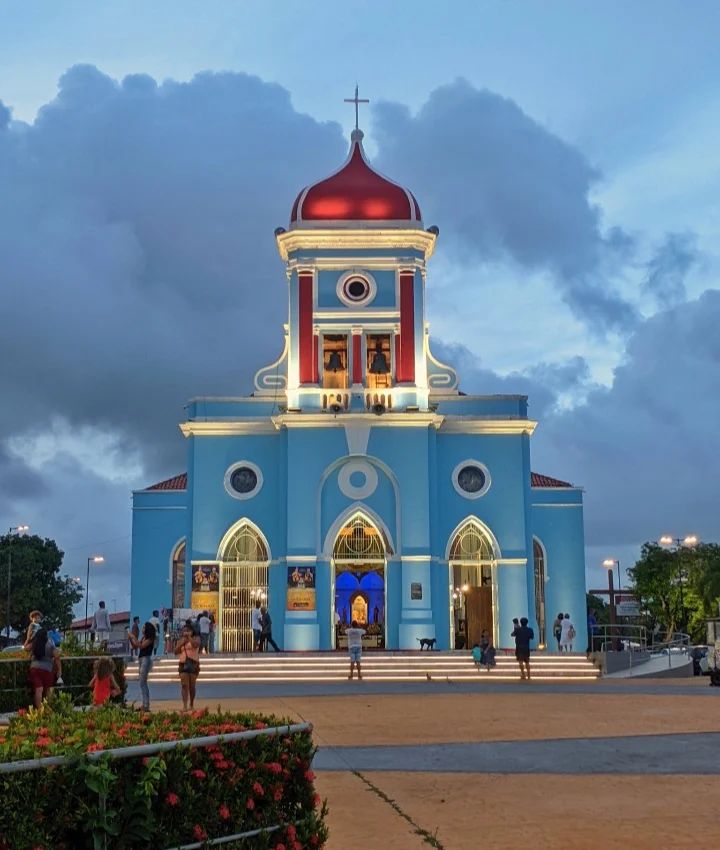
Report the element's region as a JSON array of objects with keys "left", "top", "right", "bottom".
[
  {"left": 271, "top": 412, "right": 444, "bottom": 429},
  {"left": 276, "top": 228, "right": 436, "bottom": 262},
  {"left": 288, "top": 257, "right": 425, "bottom": 271},
  {"left": 179, "top": 420, "right": 279, "bottom": 438},
  {"left": 440, "top": 417, "right": 538, "bottom": 435}
]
